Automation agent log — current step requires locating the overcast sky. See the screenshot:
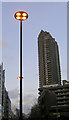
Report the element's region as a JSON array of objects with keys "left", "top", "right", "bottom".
[{"left": 0, "top": 1, "right": 67, "bottom": 114}]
